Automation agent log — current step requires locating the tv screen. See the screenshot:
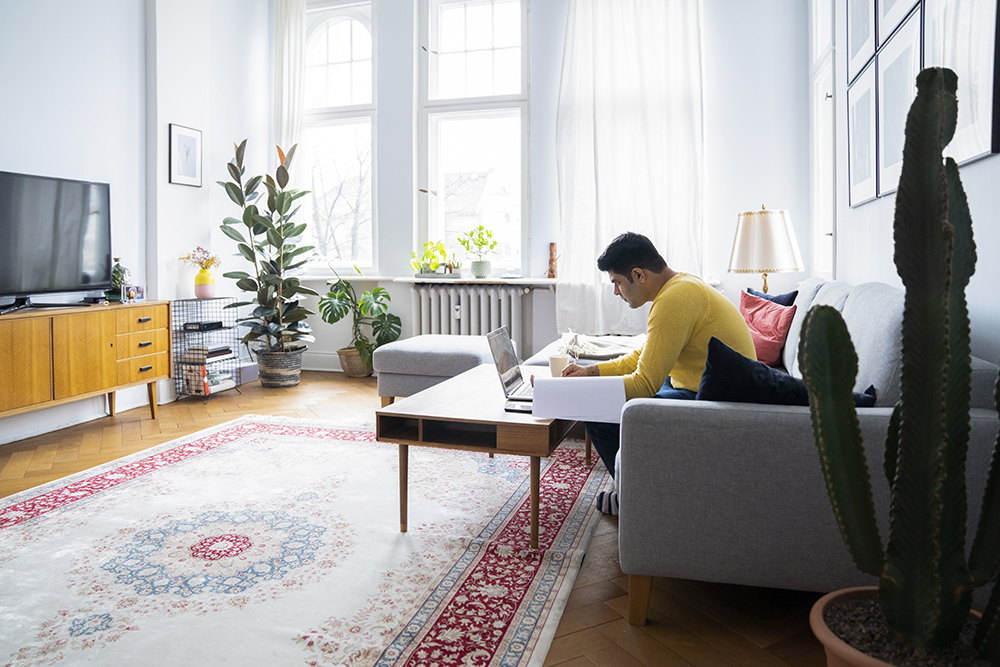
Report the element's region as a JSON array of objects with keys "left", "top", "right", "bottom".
[{"left": 0, "top": 170, "right": 112, "bottom": 299}]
